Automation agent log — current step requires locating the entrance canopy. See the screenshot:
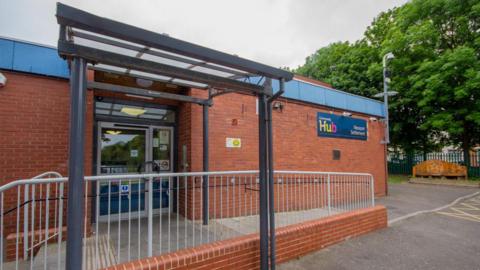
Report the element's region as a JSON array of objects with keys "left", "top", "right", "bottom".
[
  {"left": 56, "top": 3, "right": 293, "bottom": 101},
  {"left": 56, "top": 3, "right": 292, "bottom": 270}
]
